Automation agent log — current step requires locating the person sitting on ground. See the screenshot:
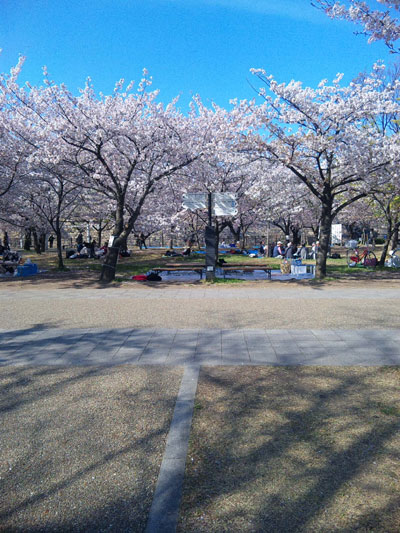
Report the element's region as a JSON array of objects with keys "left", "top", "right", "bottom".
[
  {"left": 285, "top": 242, "right": 293, "bottom": 259},
  {"left": 95, "top": 243, "right": 108, "bottom": 257},
  {"left": 69, "top": 245, "right": 89, "bottom": 259},
  {"left": 300, "top": 243, "right": 308, "bottom": 260},
  {"left": 79, "top": 245, "right": 89, "bottom": 258},
  {"left": 119, "top": 248, "right": 131, "bottom": 258},
  {"left": 182, "top": 246, "right": 191, "bottom": 256},
  {"left": 164, "top": 249, "right": 181, "bottom": 257},
  {"left": 272, "top": 241, "right": 285, "bottom": 258}
]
